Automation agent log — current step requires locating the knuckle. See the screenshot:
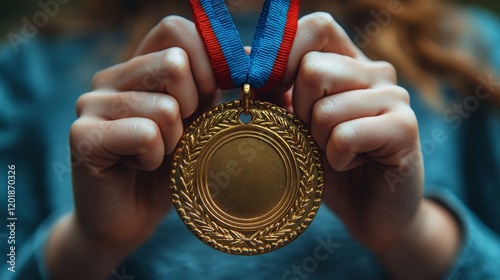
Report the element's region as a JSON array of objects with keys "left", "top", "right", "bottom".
[
  {"left": 312, "top": 98, "right": 336, "bottom": 129},
  {"left": 299, "top": 52, "right": 324, "bottom": 87},
  {"left": 70, "top": 118, "right": 106, "bottom": 161},
  {"left": 308, "top": 12, "right": 336, "bottom": 33},
  {"left": 159, "top": 15, "right": 189, "bottom": 33},
  {"left": 386, "top": 85, "right": 410, "bottom": 104},
  {"left": 75, "top": 92, "right": 95, "bottom": 117},
  {"left": 394, "top": 108, "right": 418, "bottom": 140},
  {"left": 69, "top": 118, "right": 91, "bottom": 147},
  {"left": 305, "top": 12, "right": 337, "bottom": 46},
  {"left": 69, "top": 119, "right": 84, "bottom": 142},
  {"left": 153, "top": 95, "right": 181, "bottom": 125},
  {"left": 131, "top": 119, "right": 160, "bottom": 148},
  {"left": 331, "top": 123, "right": 356, "bottom": 153},
  {"left": 160, "top": 48, "right": 190, "bottom": 81},
  {"left": 371, "top": 61, "right": 397, "bottom": 84}
]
